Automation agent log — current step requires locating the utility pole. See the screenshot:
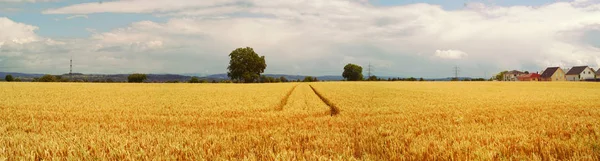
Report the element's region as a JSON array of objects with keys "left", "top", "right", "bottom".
[
  {"left": 367, "top": 62, "right": 373, "bottom": 78},
  {"left": 69, "top": 57, "right": 73, "bottom": 79},
  {"left": 454, "top": 65, "right": 460, "bottom": 80},
  {"left": 484, "top": 71, "right": 487, "bottom": 80}
]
